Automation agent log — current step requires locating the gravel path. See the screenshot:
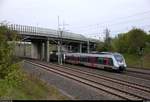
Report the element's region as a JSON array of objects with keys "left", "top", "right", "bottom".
[{"left": 22, "top": 61, "right": 122, "bottom": 100}]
